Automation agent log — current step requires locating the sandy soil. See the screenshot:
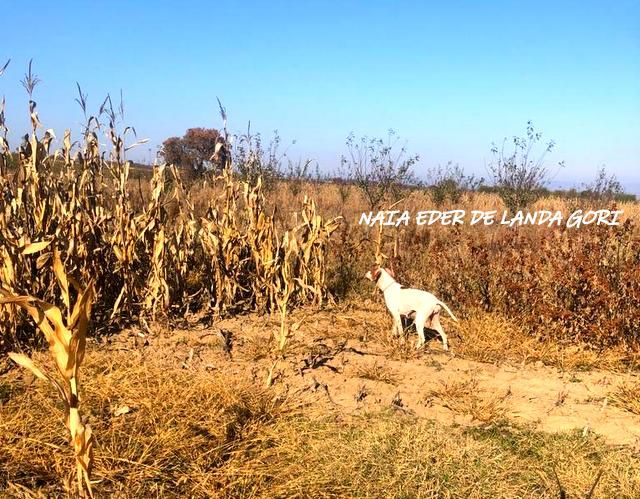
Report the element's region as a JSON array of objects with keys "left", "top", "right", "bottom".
[{"left": 105, "top": 304, "right": 640, "bottom": 449}]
